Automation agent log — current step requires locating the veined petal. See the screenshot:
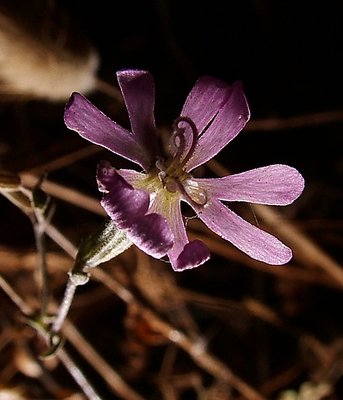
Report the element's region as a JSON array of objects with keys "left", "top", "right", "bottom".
[
  {"left": 176, "top": 240, "right": 210, "bottom": 272},
  {"left": 181, "top": 76, "right": 234, "bottom": 135},
  {"left": 185, "top": 81, "right": 250, "bottom": 172},
  {"left": 97, "top": 161, "right": 173, "bottom": 258},
  {"left": 150, "top": 192, "right": 210, "bottom": 271},
  {"left": 117, "top": 169, "right": 147, "bottom": 187},
  {"left": 64, "top": 92, "right": 150, "bottom": 170},
  {"left": 194, "top": 165, "right": 305, "bottom": 205},
  {"left": 117, "top": 69, "right": 157, "bottom": 165},
  {"left": 175, "top": 76, "right": 234, "bottom": 159},
  {"left": 126, "top": 214, "right": 174, "bottom": 259},
  {"left": 194, "top": 199, "right": 292, "bottom": 265}
]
